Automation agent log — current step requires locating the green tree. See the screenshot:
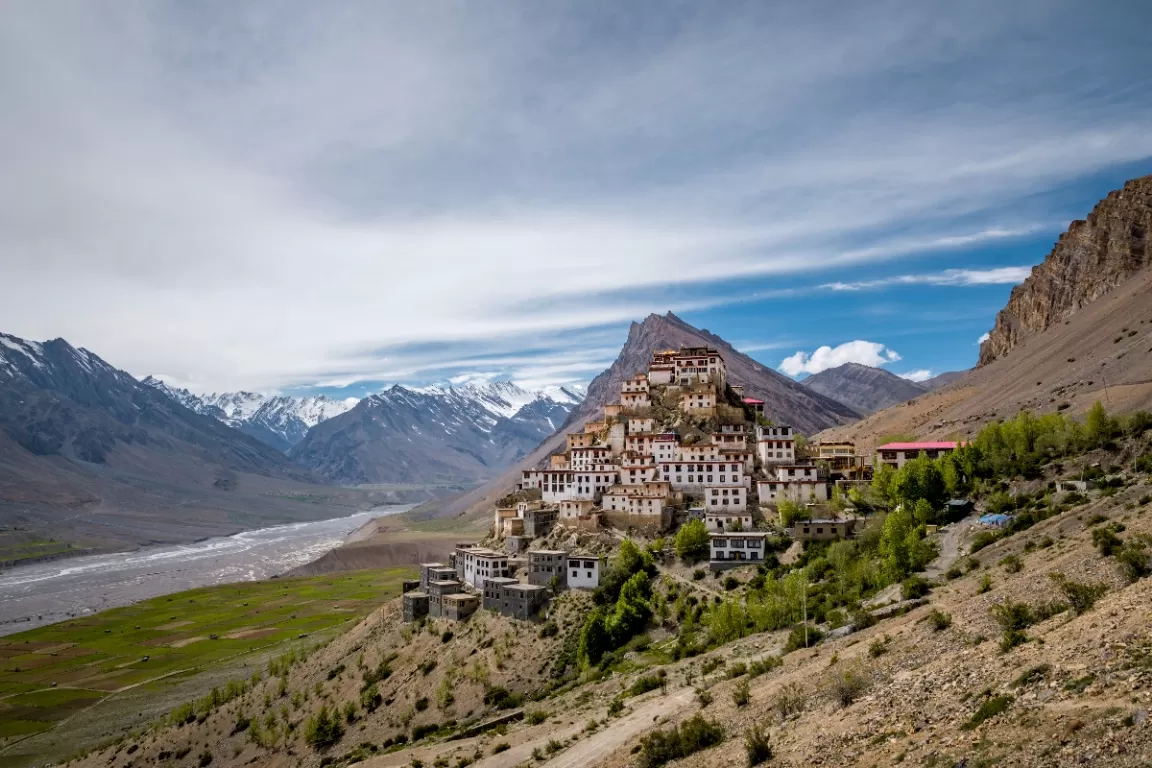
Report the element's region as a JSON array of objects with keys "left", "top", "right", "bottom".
[
  {"left": 675, "top": 519, "right": 710, "bottom": 560},
  {"left": 879, "top": 509, "right": 914, "bottom": 581},
  {"left": 777, "top": 500, "right": 808, "bottom": 528},
  {"left": 1085, "top": 401, "right": 1115, "bottom": 447},
  {"left": 577, "top": 607, "right": 611, "bottom": 667}
]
